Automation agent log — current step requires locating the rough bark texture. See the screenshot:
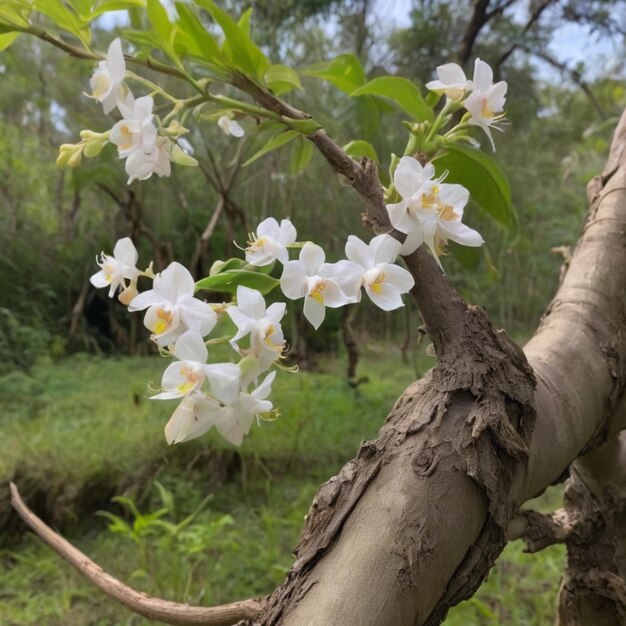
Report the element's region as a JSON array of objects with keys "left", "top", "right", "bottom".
[
  {"left": 240, "top": 110, "right": 626, "bottom": 626},
  {"left": 556, "top": 433, "right": 626, "bottom": 626}
]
